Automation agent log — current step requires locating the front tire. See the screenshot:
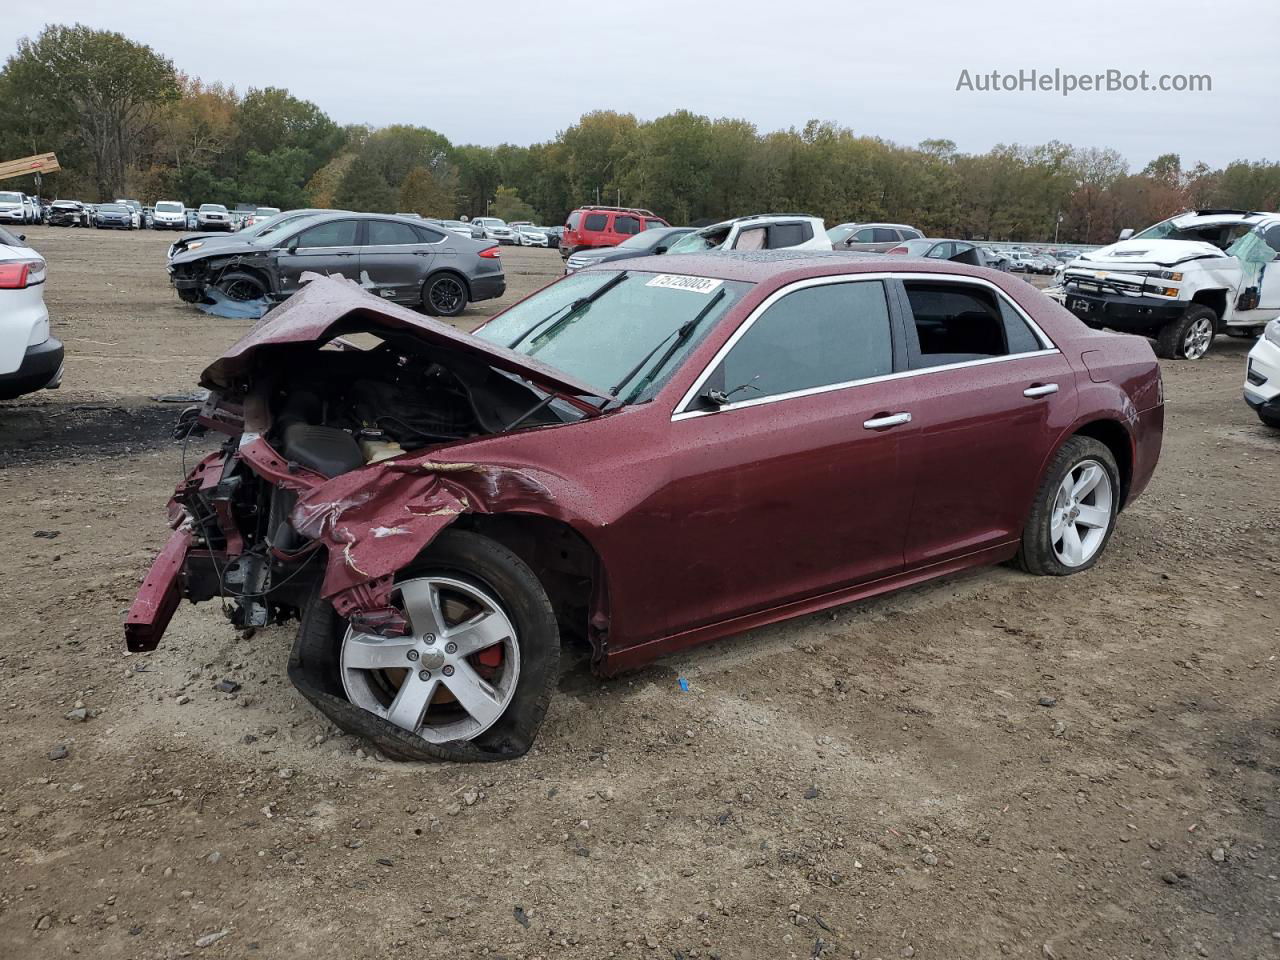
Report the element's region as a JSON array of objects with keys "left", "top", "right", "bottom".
[
  {"left": 423, "top": 273, "right": 468, "bottom": 317},
  {"left": 291, "top": 530, "right": 559, "bottom": 762},
  {"left": 1155, "top": 305, "right": 1216, "bottom": 360},
  {"left": 215, "top": 271, "right": 267, "bottom": 302},
  {"left": 1016, "top": 436, "right": 1120, "bottom": 576},
  {"left": 1259, "top": 410, "right": 1280, "bottom": 430}
]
